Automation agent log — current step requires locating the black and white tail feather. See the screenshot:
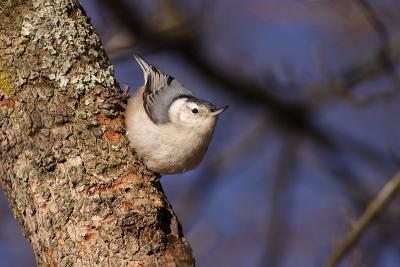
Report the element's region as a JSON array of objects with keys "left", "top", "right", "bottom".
[{"left": 133, "top": 54, "right": 193, "bottom": 125}]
